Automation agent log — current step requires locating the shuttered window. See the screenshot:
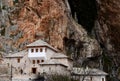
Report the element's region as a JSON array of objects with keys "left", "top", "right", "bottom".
[
  {"left": 17, "top": 58, "right": 20, "bottom": 63},
  {"left": 33, "top": 60, "right": 35, "bottom": 64},
  {"left": 31, "top": 49, "right": 34, "bottom": 52},
  {"left": 37, "top": 60, "right": 40, "bottom": 64}
]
